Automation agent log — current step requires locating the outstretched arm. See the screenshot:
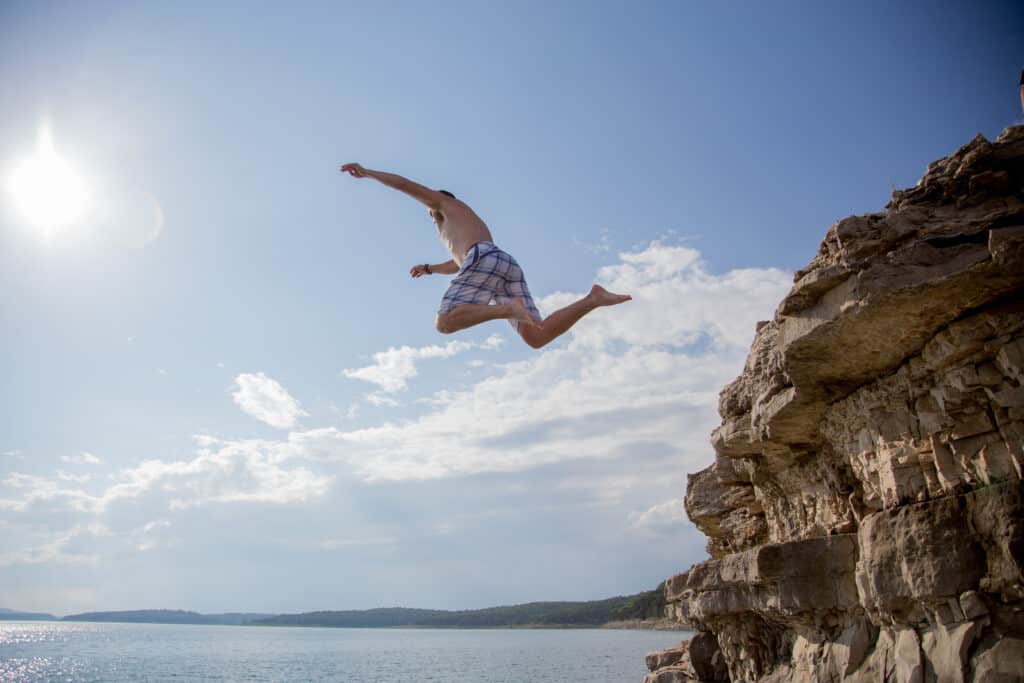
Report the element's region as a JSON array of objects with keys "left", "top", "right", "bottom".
[{"left": 341, "top": 163, "right": 446, "bottom": 210}]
